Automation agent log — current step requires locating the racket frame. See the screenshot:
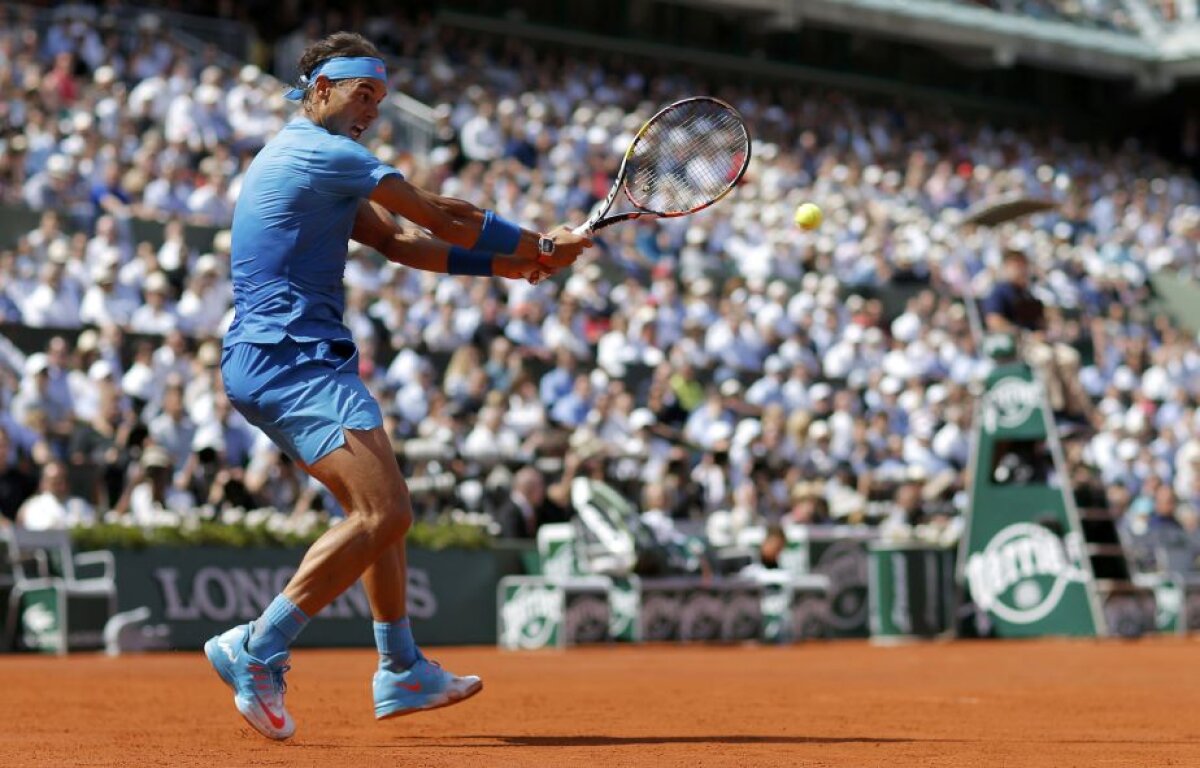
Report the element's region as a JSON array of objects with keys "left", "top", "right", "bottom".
[{"left": 573, "top": 96, "right": 751, "bottom": 235}]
